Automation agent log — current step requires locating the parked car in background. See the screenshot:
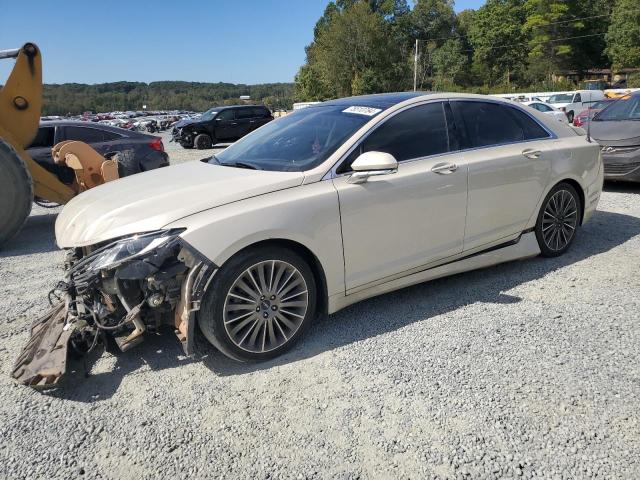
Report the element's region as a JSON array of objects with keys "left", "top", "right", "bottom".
[
  {"left": 172, "top": 105, "right": 273, "bottom": 149},
  {"left": 547, "top": 90, "right": 605, "bottom": 123},
  {"left": 590, "top": 92, "right": 640, "bottom": 182},
  {"left": 17, "top": 92, "right": 603, "bottom": 388},
  {"left": 573, "top": 99, "right": 617, "bottom": 127},
  {"left": 28, "top": 121, "right": 169, "bottom": 185},
  {"left": 524, "top": 101, "right": 568, "bottom": 123}
]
